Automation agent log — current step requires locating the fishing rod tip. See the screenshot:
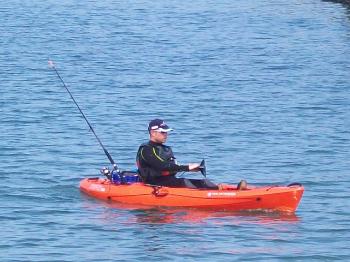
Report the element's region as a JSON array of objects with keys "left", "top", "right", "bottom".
[{"left": 48, "top": 60, "right": 55, "bottom": 68}]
